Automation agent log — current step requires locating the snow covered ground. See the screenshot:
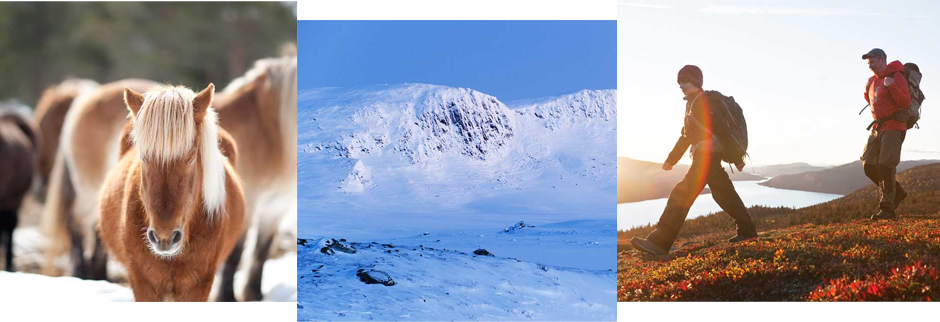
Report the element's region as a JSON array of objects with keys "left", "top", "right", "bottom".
[
  {"left": 0, "top": 271, "right": 134, "bottom": 302},
  {"left": 382, "top": 220, "right": 616, "bottom": 271},
  {"left": 3, "top": 225, "right": 296, "bottom": 302},
  {"left": 296, "top": 84, "right": 617, "bottom": 320},
  {"left": 0, "top": 253, "right": 296, "bottom": 302},
  {"left": 297, "top": 220, "right": 616, "bottom": 321}
]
